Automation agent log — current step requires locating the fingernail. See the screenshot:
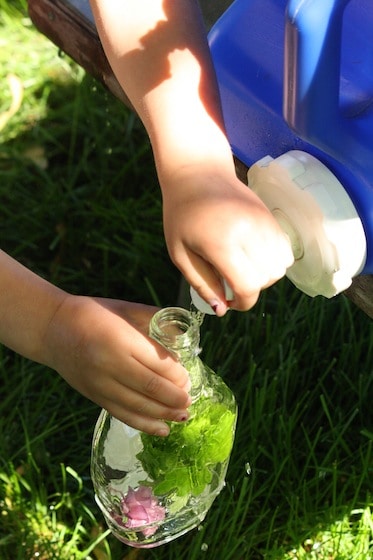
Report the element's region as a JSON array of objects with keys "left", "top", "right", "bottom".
[
  {"left": 211, "top": 302, "right": 219, "bottom": 314},
  {"left": 209, "top": 299, "right": 223, "bottom": 314},
  {"left": 156, "top": 425, "right": 170, "bottom": 437},
  {"left": 210, "top": 300, "right": 227, "bottom": 317}
]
